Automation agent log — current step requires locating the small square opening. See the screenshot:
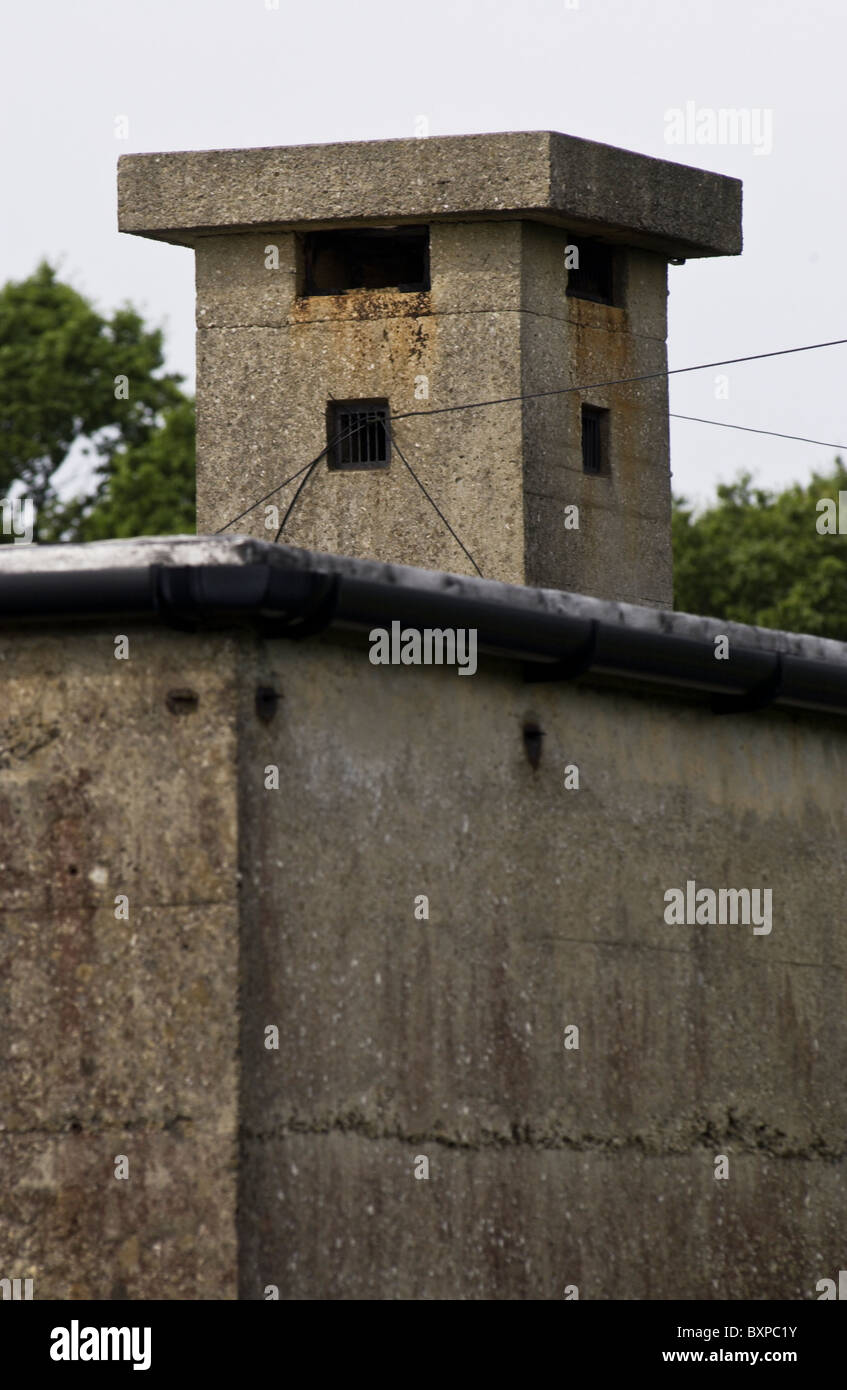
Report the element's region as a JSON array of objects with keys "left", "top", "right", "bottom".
[
  {"left": 581, "top": 405, "right": 610, "bottom": 475},
  {"left": 566, "top": 238, "right": 617, "bottom": 306},
  {"left": 327, "top": 399, "right": 391, "bottom": 470},
  {"left": 304, "top": 227, "right": 429, "bottom": 296}
]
